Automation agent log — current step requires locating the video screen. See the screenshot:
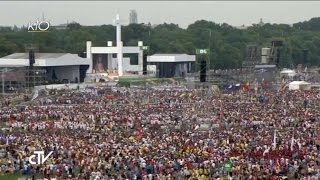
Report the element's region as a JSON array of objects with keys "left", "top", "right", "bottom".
[{"left": 92, "top": 54, "right": 108, "bottom": 73}]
